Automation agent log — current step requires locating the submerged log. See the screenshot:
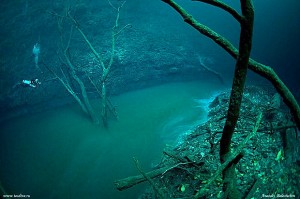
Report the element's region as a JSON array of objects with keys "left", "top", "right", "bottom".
[{"left": 114, "top": 166, "right": 169, "bottom": 191}]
